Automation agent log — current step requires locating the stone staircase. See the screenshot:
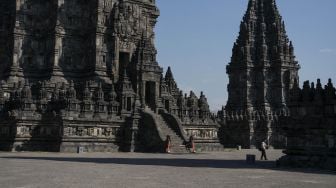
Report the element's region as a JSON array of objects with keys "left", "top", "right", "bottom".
[{"left": 144, "top": 107, "right": 187, "bottom": 153}]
